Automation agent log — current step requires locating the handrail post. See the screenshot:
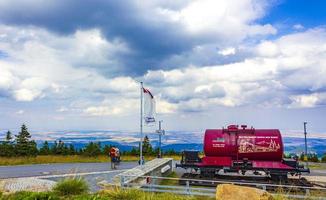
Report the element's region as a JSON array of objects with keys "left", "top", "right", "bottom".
[
  {"left": 305, "top": 188, "right": 310, "bottom": 196},
  {"left": 150, "top": 177, "right": 154, "bottom": 192},
  {"left": 186, "top": 180, "right": 190, "bottom": 195},
  {"left": 120, "top": 175, "right": 125, "bottom": 188}
]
